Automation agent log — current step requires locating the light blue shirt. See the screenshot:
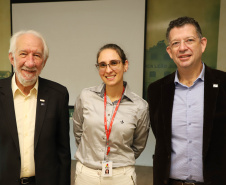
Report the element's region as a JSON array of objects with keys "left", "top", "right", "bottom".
[{"left": 170, "top": 64, "right": 205, "bottom": 182}]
